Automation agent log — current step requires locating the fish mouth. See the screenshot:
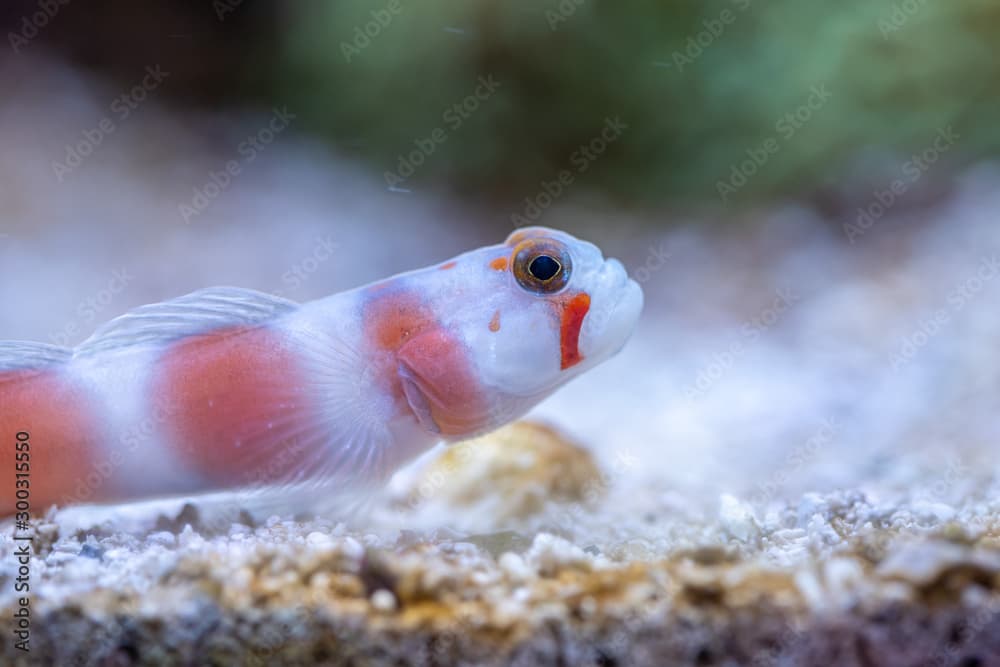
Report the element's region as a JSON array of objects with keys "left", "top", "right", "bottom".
[
  {"left": 579, "top": 260, "right": 644, "bottom": 363},
  {"left": 398, "top": 360, "right": 494, "bottom": 438},
  {"left": 605, "top": 277, "right": 644, "bottom": 352}
]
